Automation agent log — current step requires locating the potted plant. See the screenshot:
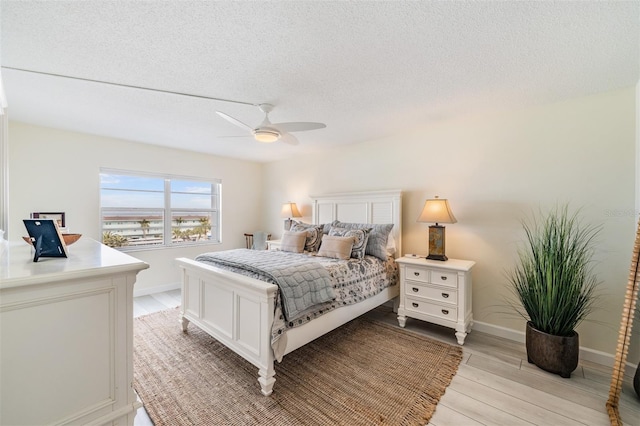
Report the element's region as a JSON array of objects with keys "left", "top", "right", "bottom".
[
  {"left": 507, "top": 205, "right": 601, "bottom": 378},
  {"left": 635, "top": 361, "right": 639, "bottom": 399},
  {"left": 635, "top": 353, "right": 640, "bottom": 399},
  {"left": 635, "top": 306, "right": 640, "bottom": 399}
]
